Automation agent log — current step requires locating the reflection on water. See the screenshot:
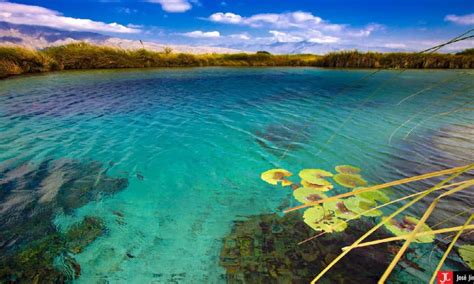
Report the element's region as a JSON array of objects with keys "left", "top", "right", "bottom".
[
  {"left": 0, "top": 68, "right": 473, "bottom": 282},
  {"left": 386, "top": 124, "right": 474, "bottom": 244}
]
